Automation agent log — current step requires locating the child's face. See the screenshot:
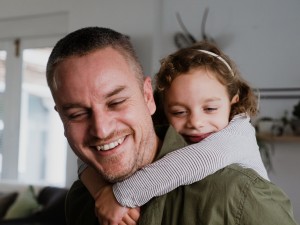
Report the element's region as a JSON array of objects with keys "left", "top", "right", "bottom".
[{"left": 164, "top": 68, "right": 236, "bottom": 144}]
